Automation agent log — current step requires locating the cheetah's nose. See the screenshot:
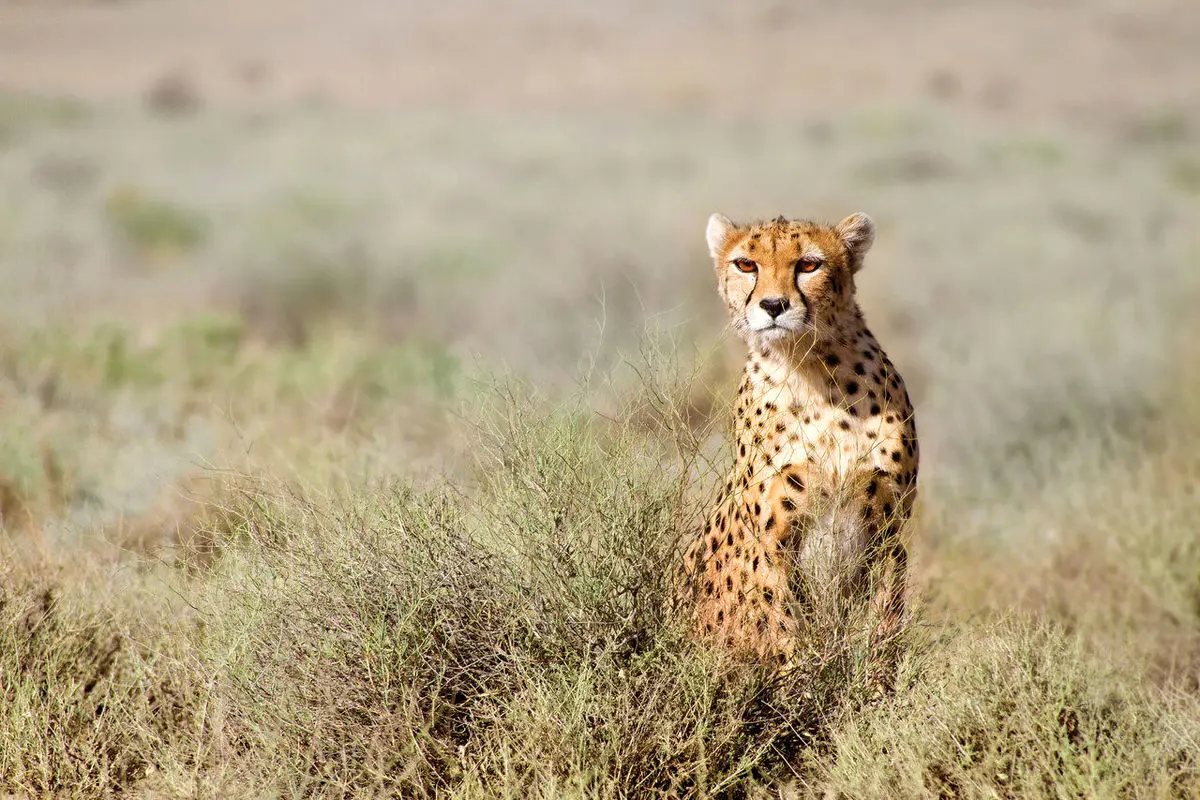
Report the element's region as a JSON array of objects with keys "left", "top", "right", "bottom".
[{"left": 759, "top": 297, "right": 789, "bottom": 318}]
